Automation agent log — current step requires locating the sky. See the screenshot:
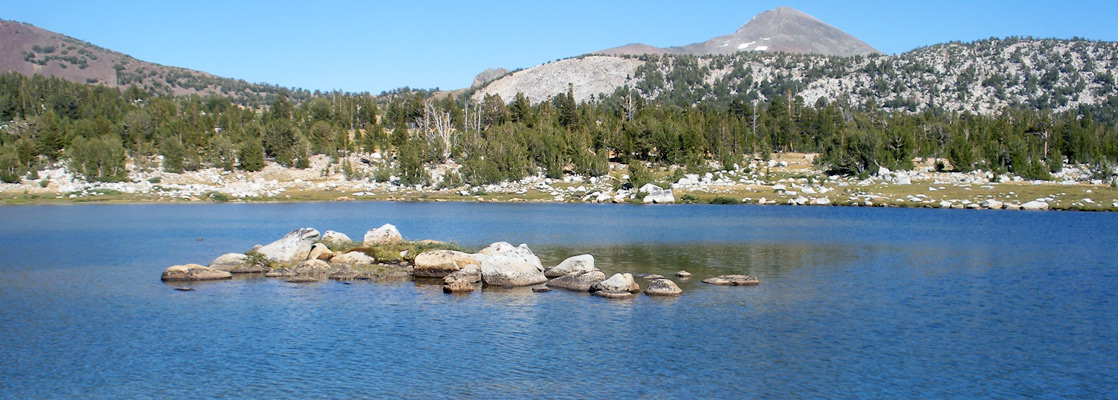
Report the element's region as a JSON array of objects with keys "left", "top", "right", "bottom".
[{"left": 5, "top": 0, "right": 1118, "bottom": 94}]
